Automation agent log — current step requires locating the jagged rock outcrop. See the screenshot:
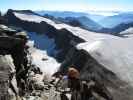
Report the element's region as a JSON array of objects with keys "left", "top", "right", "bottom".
[
  {"left": 0, "top": 55, "right": 11, "bottom": 100},
  {"left": 0, "top": 25, "right": 66, "bottom": 100},
  {"left": 0, "top": 25, "right": 31, "bottom": 99}
]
